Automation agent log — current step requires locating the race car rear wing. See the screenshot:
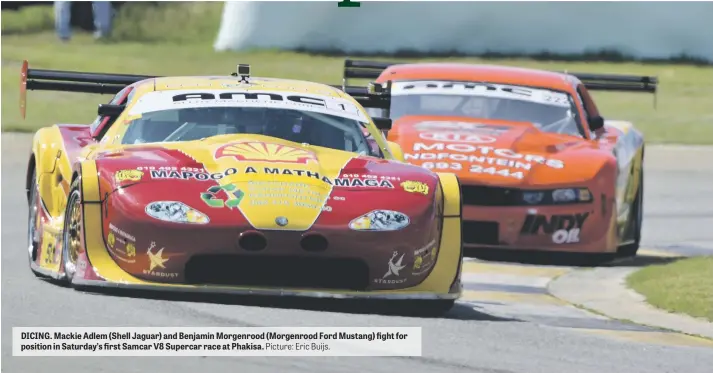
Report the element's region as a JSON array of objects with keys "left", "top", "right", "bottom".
[
  {"left": 20, "top": 60, "right": 157, "bottom": 119},
  {"left": 570, "top": 71, "right": 658, "bottom": 107},
  {"left": 19, "top": 61, "right": 256, "bottom": 119},
  {"left": 23, "top": 63, "right": 155, "bottom": 94},
  {"left": 342, "top": 59, "right": 394, "bottom": 89},
  {"left": 342, "top": 58, "right": 659, "bottom": 104},
  {"left": 572, "top": 72, "right": 657, "bottom": 94}
]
